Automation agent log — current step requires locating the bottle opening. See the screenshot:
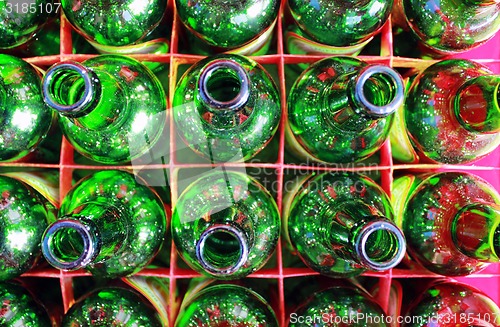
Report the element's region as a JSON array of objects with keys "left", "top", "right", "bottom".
[
  {"left": 42, "top": 220, "right": 96, "bottom": 271},
  {"left": 42, "top": 62, "right": 97, "bottom": 114},
  {"left": 198, "top": 59, "right": 250, "bottom": 111},
  {"left": 196, "top": 224, "right": 248, "bottom": 275},
  {"left": 355, "top": 65, "right": 404, "bottom": 117},
  {"left": 355, "top": 220, "right": 406, "bottom": 271}
]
